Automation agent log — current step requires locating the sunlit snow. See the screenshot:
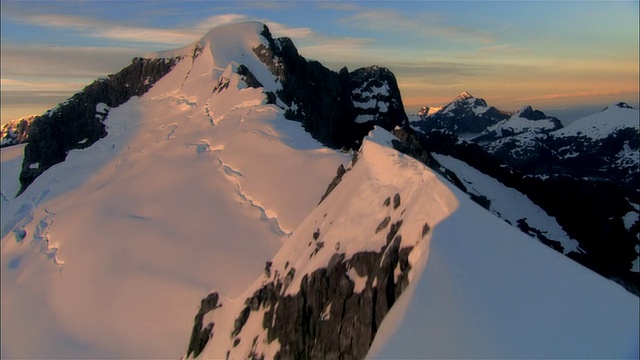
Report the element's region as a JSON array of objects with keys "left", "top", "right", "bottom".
[{"left": 1, "top": 22, "right": 637, "bottom": 360}]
